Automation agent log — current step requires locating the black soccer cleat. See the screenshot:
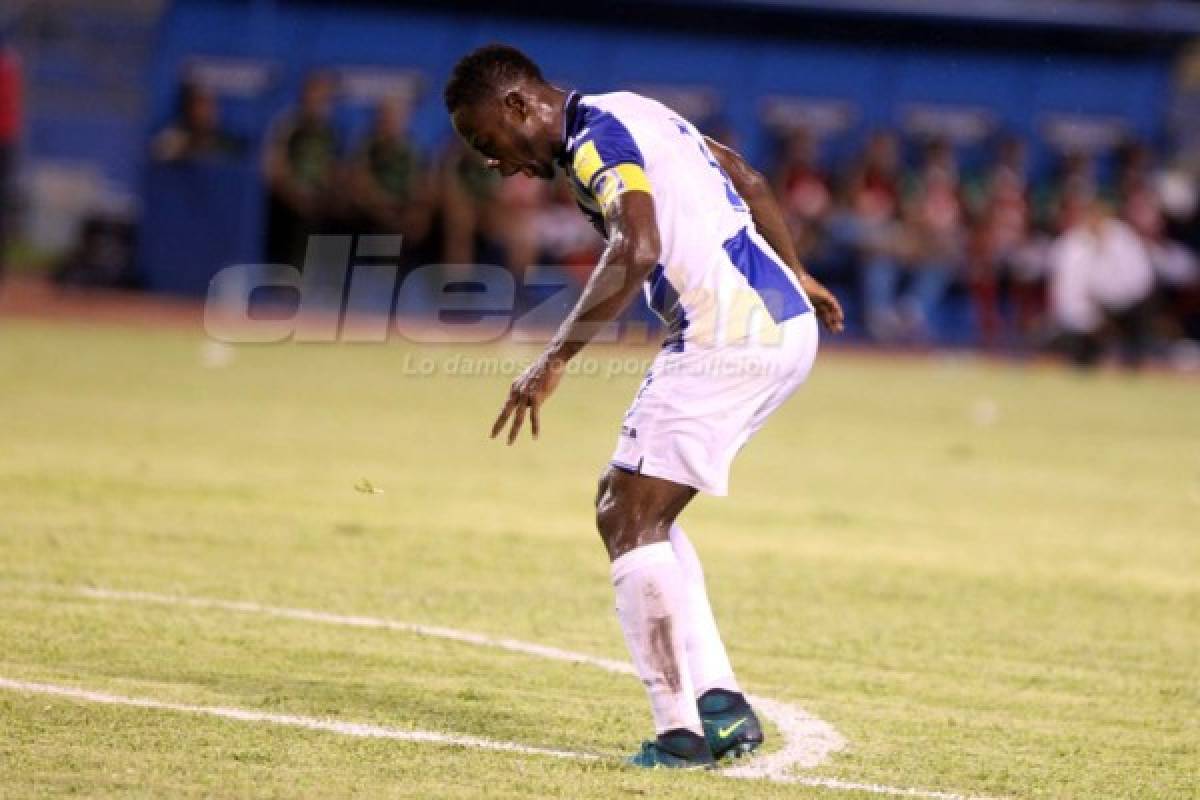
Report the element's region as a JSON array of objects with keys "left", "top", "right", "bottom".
[
  {"left": 625, "top": 728, "right": 716, "bottom": 769},
  {"left": 698, "top": 688, "right": 764, "bottom": 760}
]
